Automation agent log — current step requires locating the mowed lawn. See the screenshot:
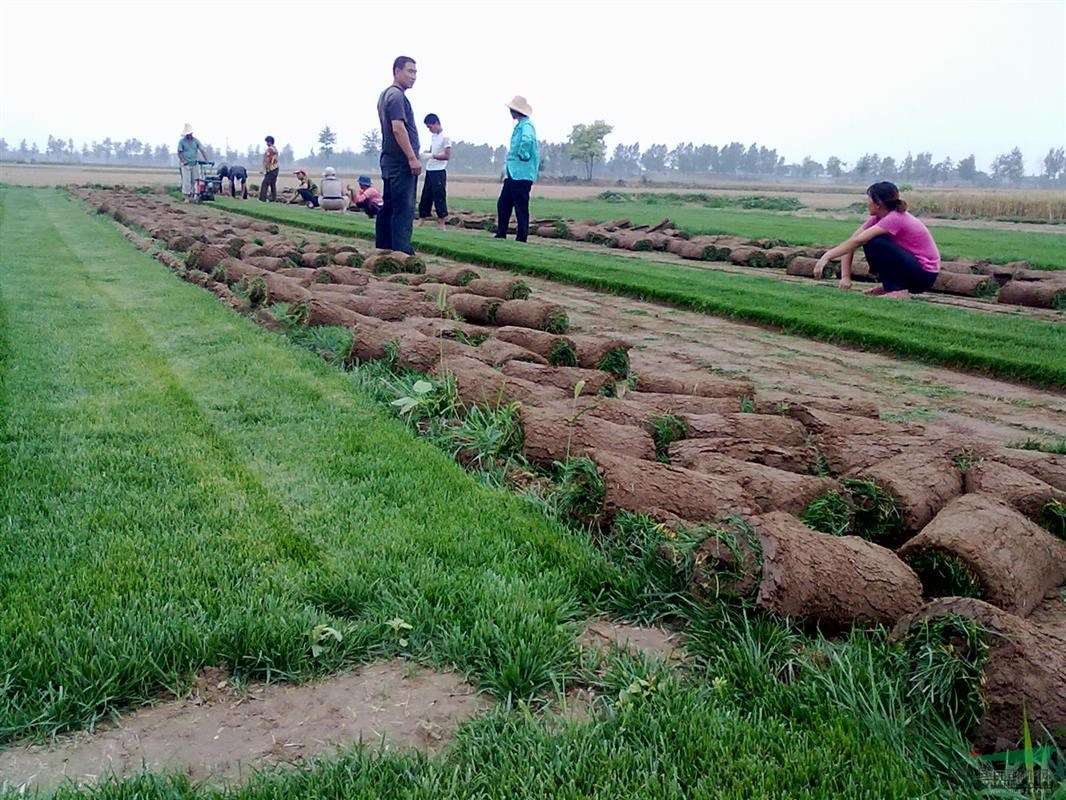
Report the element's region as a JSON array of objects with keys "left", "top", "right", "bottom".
[{"left": 0, "top": 188, "right": 977, "bottom": 798}]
